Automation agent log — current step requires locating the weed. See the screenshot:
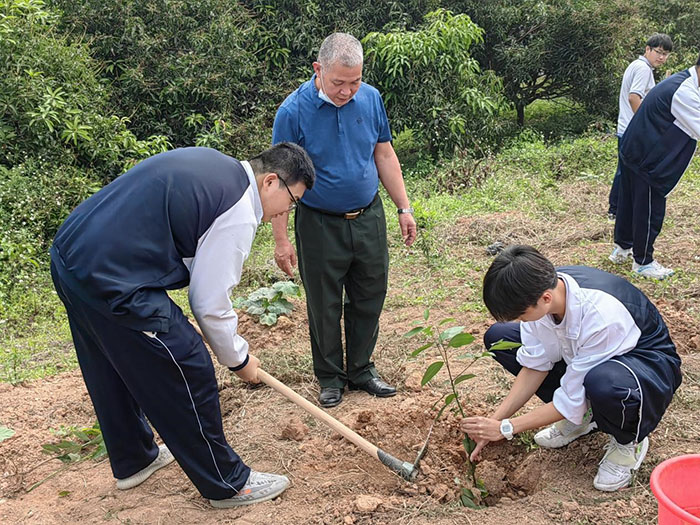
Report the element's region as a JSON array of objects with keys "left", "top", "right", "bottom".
[
  {"left": 232, "top": 281, "right": 300, "bottom": 326},
  {"left": 26, "top": 421, "right": 107, "bottom": 493}
]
